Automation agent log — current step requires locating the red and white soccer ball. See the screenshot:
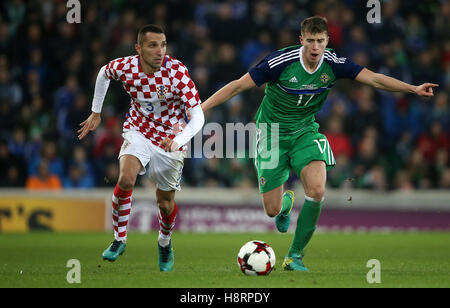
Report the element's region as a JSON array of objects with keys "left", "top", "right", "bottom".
[{"left": 237, "top": 240, "right": 276, "bottom": 276}]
